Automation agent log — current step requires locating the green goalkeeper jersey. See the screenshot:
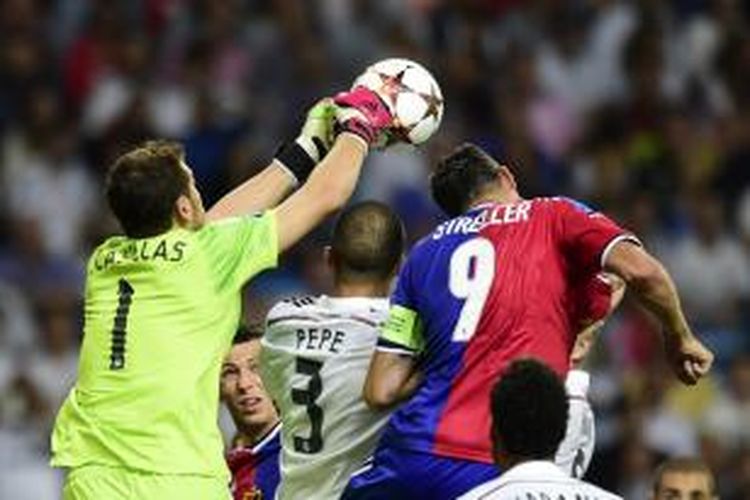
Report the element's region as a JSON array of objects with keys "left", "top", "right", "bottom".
[{"left": 51, "top": 212, "right": 278, "bottom": 479}]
